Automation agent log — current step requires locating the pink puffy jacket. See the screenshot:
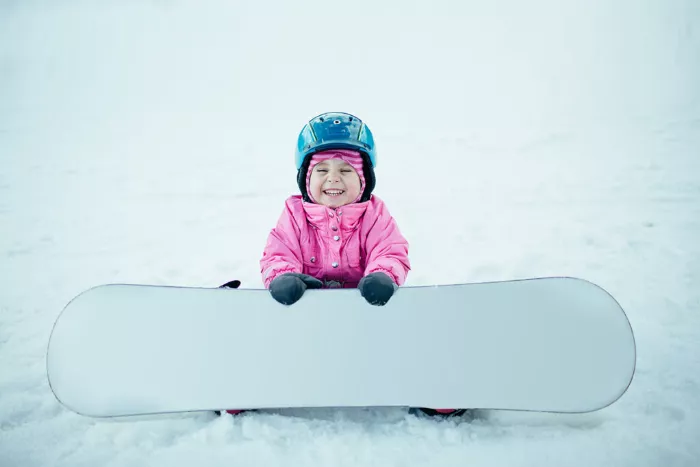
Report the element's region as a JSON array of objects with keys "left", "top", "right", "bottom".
[{"left": 260, "top": 195, "right": 410, "bottom": 289}]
